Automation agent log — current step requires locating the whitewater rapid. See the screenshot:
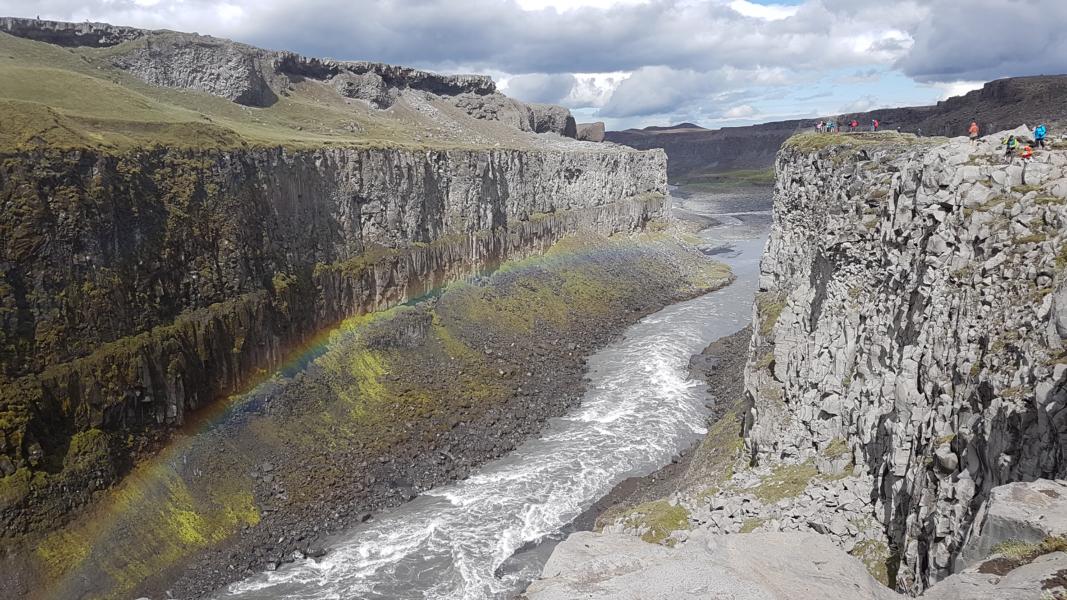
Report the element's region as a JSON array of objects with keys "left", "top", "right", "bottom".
[{"left": 217, "top": 201, "right": 769, "bottom": 600}]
